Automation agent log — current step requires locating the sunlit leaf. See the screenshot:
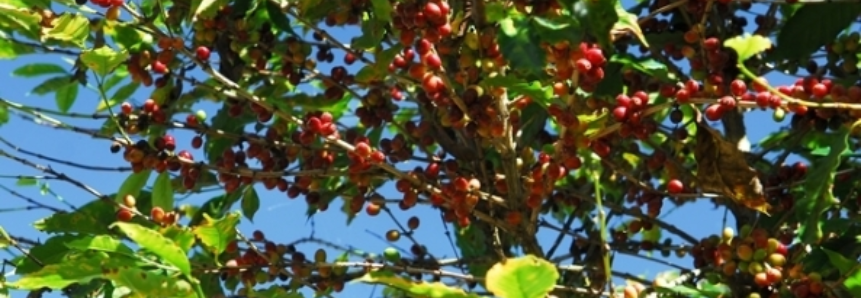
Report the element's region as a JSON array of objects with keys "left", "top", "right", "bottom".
[
  {"left": 80, "top": 47, "right": 130, "bottom": 77},
  {"left": 370, "top": 0, "right": 393, "bottom": 23},
  {"left": 111, "top": 222, "right": 192, "bottom": 276},
  {"left": 55, "top": 81, "right": 78, "bottom": 113},
  {"left": 43, "top": 13, "right": 90, "bottom": 48},
  {"left": 796, "top": 127, "right": 848, "bottom": 244},
  {"left": 192, "top": 212, "right": 240, "bottom": 256},
  {"left": 34, "top": 200, "right": 115, "bottom": 235},
  {"left": 9, "top": 251, "right": 125, "bottom": 290},
  {"left": 356, "top": 270, "right": 482, "bottom": 298},
  {"left": 498, "top": 14, "right": 545, "bottom": 78},
  {"left": 104, "top": 266, "right": 197, "bottom": 298},
  {"left": 610, "top": 54, "right": 674, "bottom": 82},
  {"left": 64, "top": 235, "right": 135, "bottom": 257},
  {"left": 12, "top": 63, "right": 67, "bottom": 77},
  {"left": 723, "top": 34, "right": 773, "bottom": 62},
  {"left": 485, "top": 255, "right": 558, "bottom": 298}
]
